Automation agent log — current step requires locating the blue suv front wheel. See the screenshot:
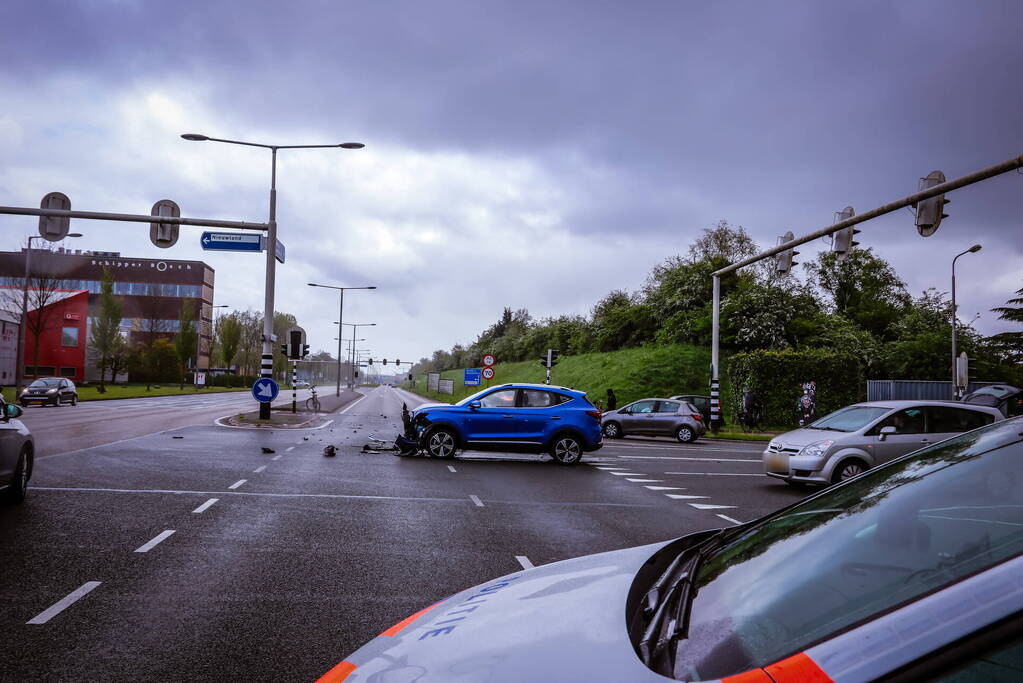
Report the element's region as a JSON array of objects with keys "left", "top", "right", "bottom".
[{"left": 425, "top": 427, "right": 458, "bottom": 458}]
